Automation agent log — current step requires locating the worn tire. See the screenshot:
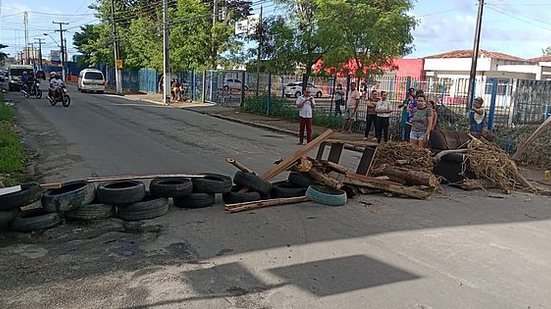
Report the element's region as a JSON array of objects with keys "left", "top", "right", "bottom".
[
  {"left": 192, "top": 173, "right": 232, "bottom": 193},
  {"left": 149, "top": 177, "right": 193, "bottom": 198},
  {"left": 10, "top": 208, "right": 61, "bottom": 232},
  {"left": 222, "top": 186, "right": 262, "bottom": 204},
  {"left": 118, "top": 196, "right": 169, "bottom": 221},
  {"left": 271, "top": 181, "right": 307, "bottom": 198},
  {"left": 66, "top": 203, "right": 114, "bottom": 221},
  {"left": 97, "top": 181, "right": 146, "bottom": 205},
  {"left": 0, "top": 183, "right": 43, "bottom": 211},
  {"left": 341, "top": 185, "right": 360, "bottom": 199},
  {"left": 174, "top": 193, "right": 215, "bottom": 209},
  {"left": 42, "top": 180, "right": 96, "bottom": 213},
  {"left": 288, "top": 172, "right": 315, "bottom": 188},
  {"left": 233, "top": 171, "right": 272, "bottom": 196},
  {"left": 0, "top": 209, "right": 20, "bottom": 229},
  {"left": 306, "top": 185, "right": 347, "bottom": 206}
]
